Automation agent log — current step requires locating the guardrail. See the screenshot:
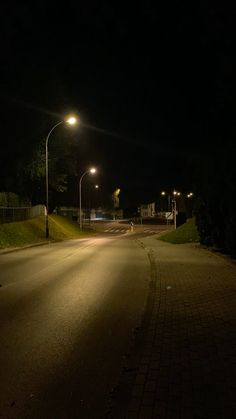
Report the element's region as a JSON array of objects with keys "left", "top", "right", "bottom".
[{"left": 0, "top": 205, "right": 45, "bottom": 224}]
